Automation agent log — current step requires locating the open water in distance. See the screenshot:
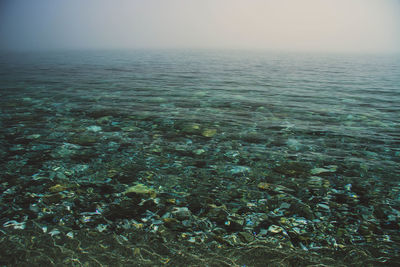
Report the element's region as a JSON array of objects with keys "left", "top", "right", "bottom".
[{"left": 0, "top": 50, "right": 399, "bottom": 265}]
